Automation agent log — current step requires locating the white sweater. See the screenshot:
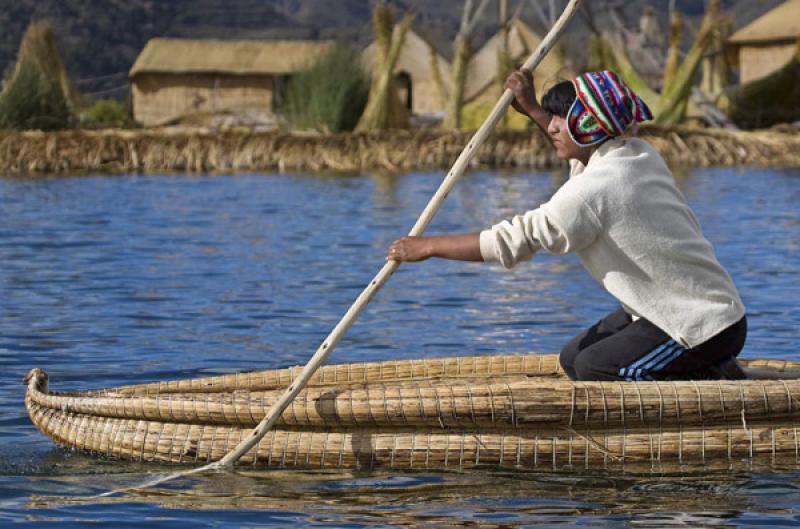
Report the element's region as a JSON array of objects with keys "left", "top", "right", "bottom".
[{"left": 479, "top": 138, "right": 744, "bottom": 348}]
